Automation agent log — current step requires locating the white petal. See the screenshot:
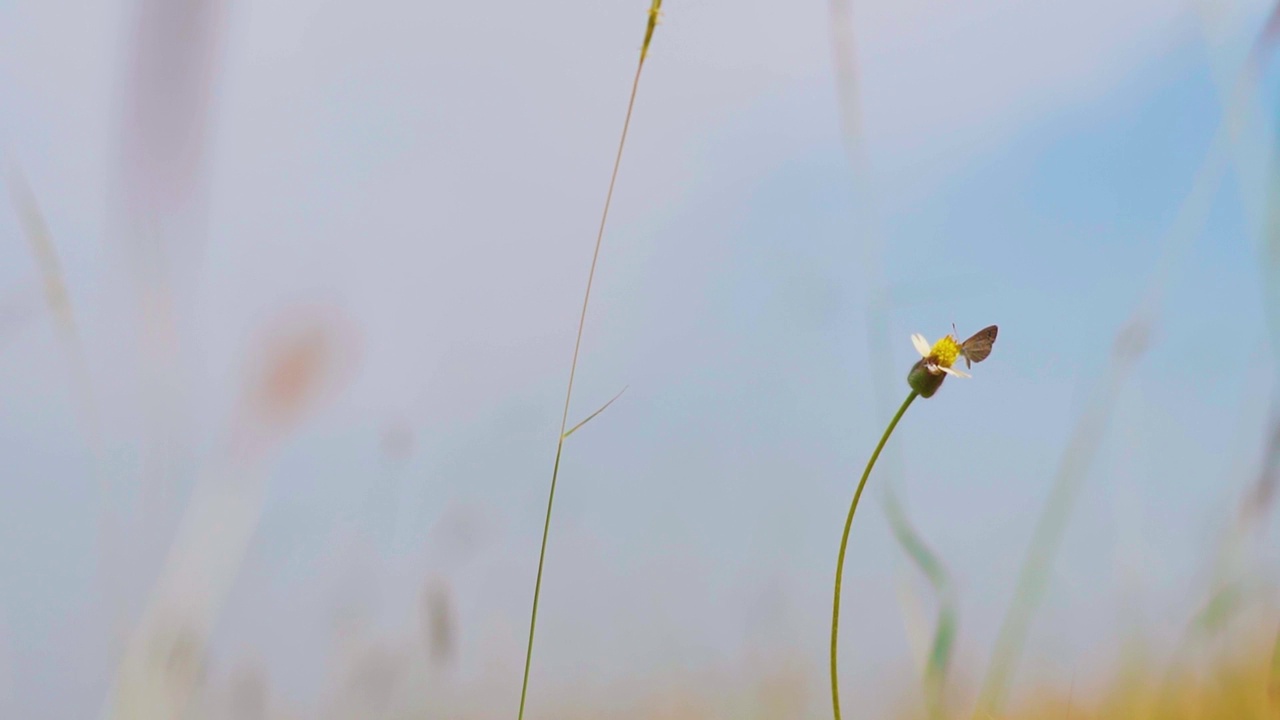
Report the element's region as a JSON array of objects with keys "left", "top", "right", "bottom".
[
  {"left": 940, "top": 366, "right": 971, "bottom": 378},
  {"left": 911, "top": 334, "right": 931, "bottom": 357}
]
